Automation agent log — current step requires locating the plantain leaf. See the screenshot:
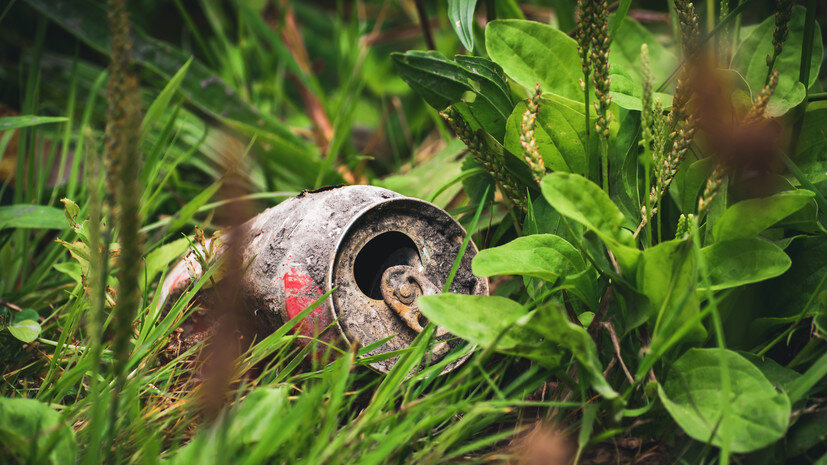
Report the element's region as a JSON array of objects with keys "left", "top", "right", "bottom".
[
  {"left": 732, "top": 5, "right": 823, "bottom": 116},
  {"left": 447, "top": 0, "right": 478, "bottom": 51},
  {"left": 485, "top": 20, "right": 582, "bottom": 101},
  {"left": 504, "top": 94, "right": 595, "bottom": 177},
  {"left": 7, "top": 310, "right": 41, "bottom": 343},
  {"left": 540, "top": 172, "right": 640, "bottom": 272},
  {"left": 608, "top": 17, "right": 677, "bottom": 110},
  {"left": 392, "top": 51, "right": 512, "bottom": 140},
  {"left": 418, "top": 294, "right": 531, "bottom": 350},
  {"left": 794, "top": 101, "right": 827, "bottom": 186},
  {"left": 521, "top": 305, "right": 617, "bottom": 399},
  {"left": 713, "top": 190, "right": 815, "bottom": 241},
  {"left": 658, "top": 348, "right": 791, "bottom": 453},
  {"left": 701, "top": 238, "right": 791, "bottom": 291},
  {"left": 472, "top": 233, "right": 597, "bottom": 307},
  {"left": 638, "top": 238, "right": 705, "bottom": 342}
]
